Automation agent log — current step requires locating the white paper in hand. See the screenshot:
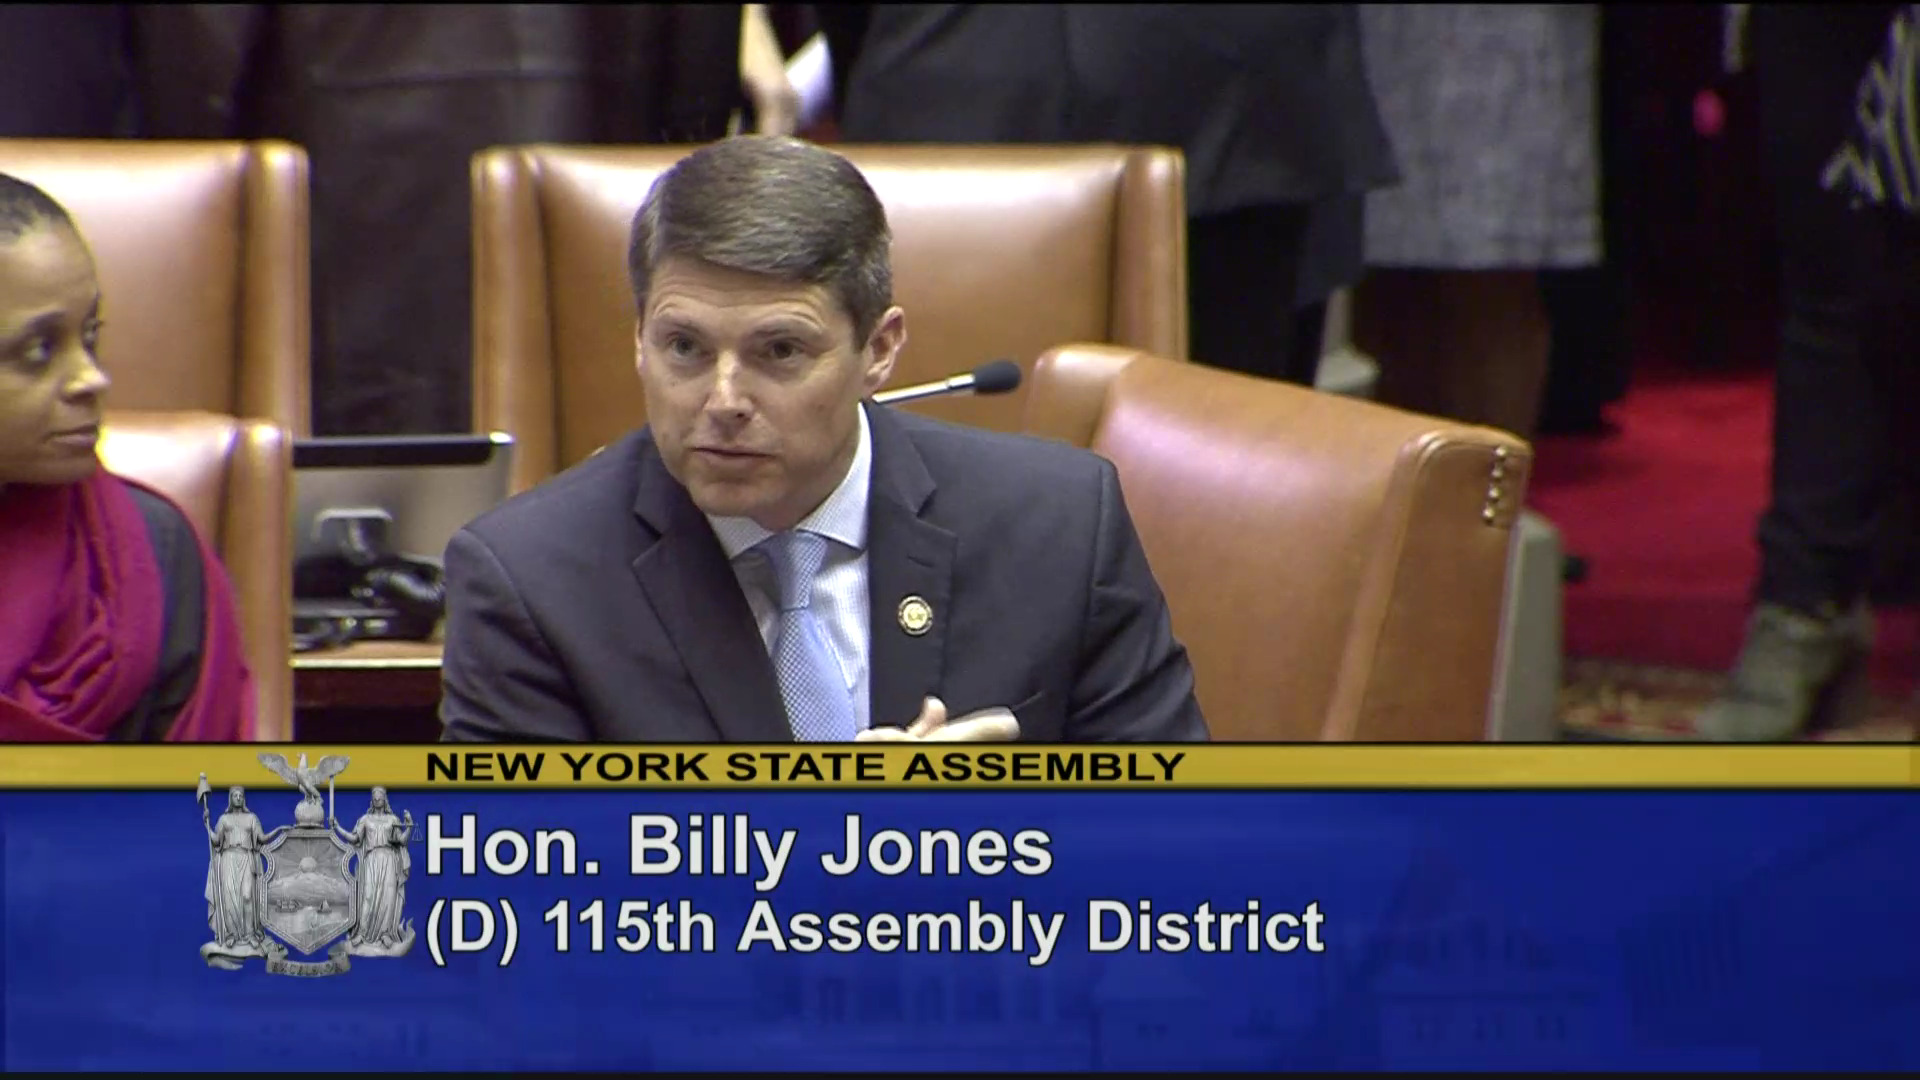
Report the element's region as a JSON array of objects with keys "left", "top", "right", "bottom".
[
  {"left": 853, "top": 704, "right": 1021, "bottom": 743},
  {"left": 923, "top": 707, "right": 1020, "bottom": 743}
]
